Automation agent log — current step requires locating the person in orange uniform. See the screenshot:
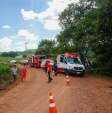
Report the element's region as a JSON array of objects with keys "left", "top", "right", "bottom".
[
  {"left": 34, "top": 58, "right": 37, "bottom": 68},
  {"left": 20, "top": 64, "right": 27, "bottom": 81},
  {"left": 45, "top": 61, "right": 49, "bottom": 72},
  {"left": 47, "top": 62, "right": 53, "bottom": 83}
]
